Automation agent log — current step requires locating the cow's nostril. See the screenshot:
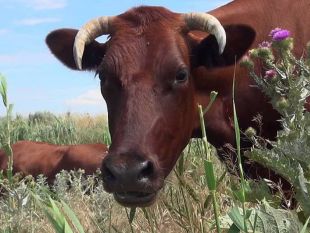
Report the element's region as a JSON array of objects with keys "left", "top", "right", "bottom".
[
  {"left": 102, "top": 163, "right": 116, "bottom": 182},
  {"left": 139, "top": 160, "right": 154, "bottom": 180}
]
